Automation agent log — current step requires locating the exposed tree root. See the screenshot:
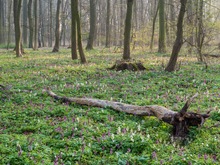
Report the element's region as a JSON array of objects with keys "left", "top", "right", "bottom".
[
  {"left": 52, "top": 48, "right": 59, "bottom": 52},
  {"left": 108, "top": 59, "right": 146, "bottom": 71},
  {"left": 44, "top": 90, "right": 210, "bottom": 140}
]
